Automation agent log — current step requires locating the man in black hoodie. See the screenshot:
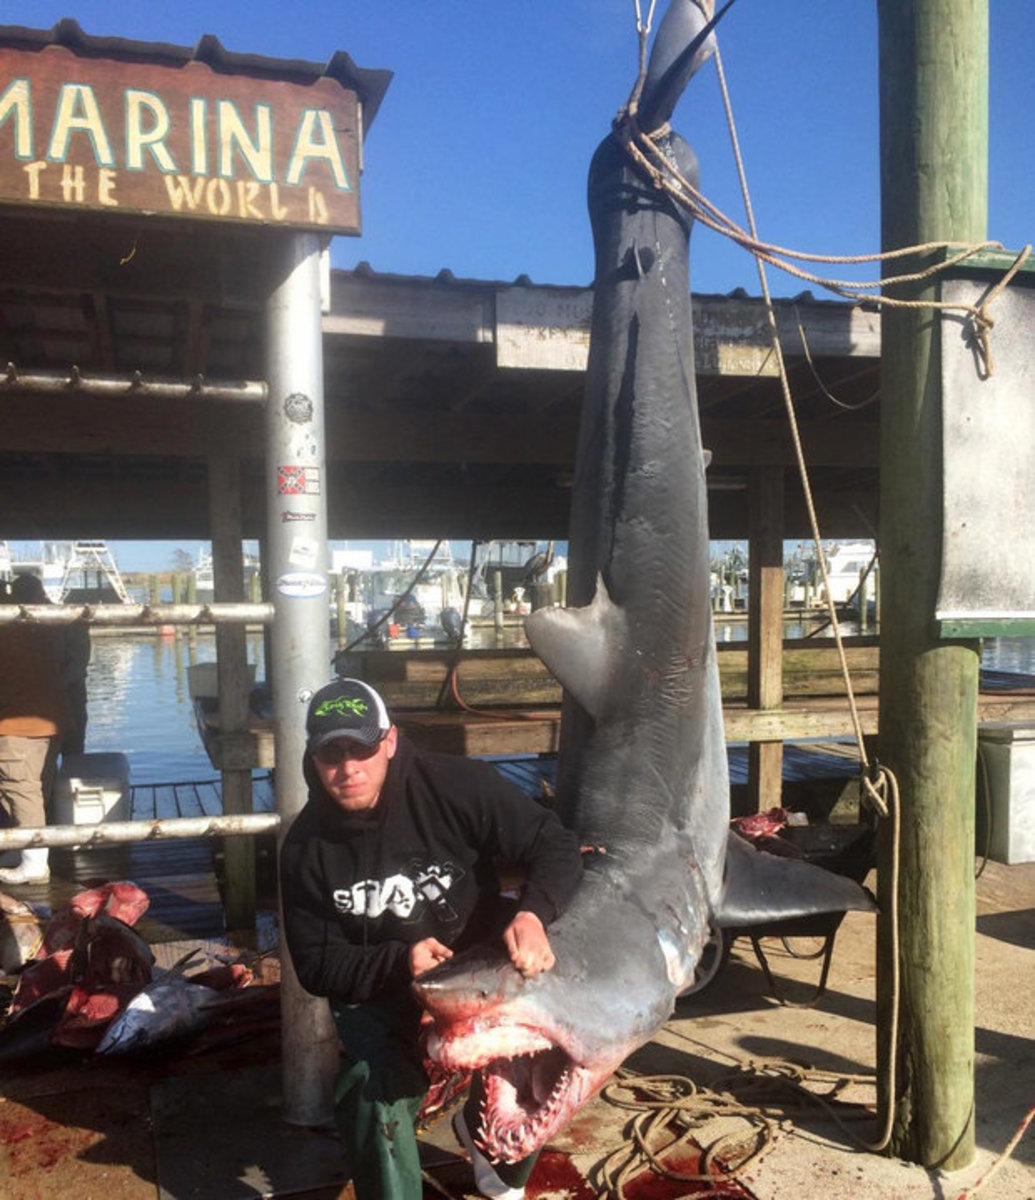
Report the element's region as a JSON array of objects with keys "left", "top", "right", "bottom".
[{"left": 280, "top": 678, "right": 582, "bottom": 1200}]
